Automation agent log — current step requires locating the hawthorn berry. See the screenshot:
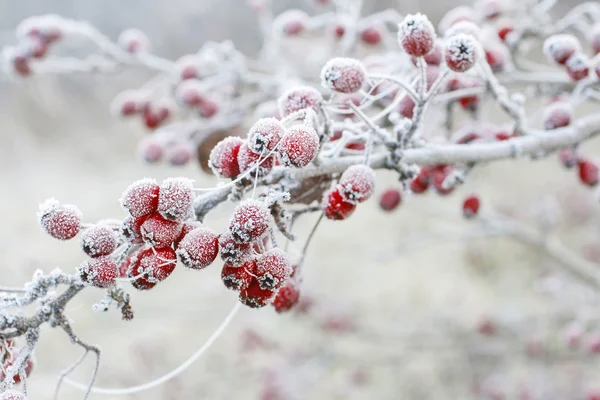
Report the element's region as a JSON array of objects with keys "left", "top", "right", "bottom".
[
  {"left": 120, "top": 178, "right": 160, "bottom": 218},
  {"left": 379, "top": 188, "right": 402, "bottom": 211},
  {"left": 143, "top": 100, "right": 171, "bottom": 129},
  {"left": 278, "top": 125, "right": 320, "bottom": 168},
  {"left": 409, "top": 168, "right": 431, "bottom": 194},
  {"left": 22, "top": 36, "right": 48, "bottom": 59},
  {"left": 229, "top": 199, "right": 272, "bottom": 244},
  {"left": 221, "top": 260, "right": 255, "bottom": 291},
  {"left": 412, "top": 40, "right": 443, "bottom": 66},
  {"left": 198, "top": 98, "right": 219, "bottom": 119},
  {"left": 128, "top": 247, "right": 177, "bottom": 290},
  {"left": 444, "top": 34, "right": 478, "bottom": 73},
  {"left": 578, "top": 160, "right": 599, "bottom": 187},
  {"left": 462, "top": 195, "right": 481, "bottom": 218},
  {"left": 276, "top": 10, "right": 308, "bottom": 36},
  {"left": 78, "top": 256, "right": 118, "bottom": 288},
  {"left": 121, "top": 215, "right": 147, "bottom": 244},
  {"left": 496, "top": 19, "right": 514, "bottom": 42},
  {"left": 38, "top": 198, "right": 82, "bottom": 240},
  {"left": 138, "top": 138, "right": 164, "bottom": 164},
  {"left": 175, "top": 80, "right": 205, "bottom": 107},
  {"left": 338, "top": 164, "right": 376, "bottom": 203},
  {"left": 272, "top": 280, "right": 301, "bottom": 313},
  {"left": 158, "top": 177, "right": 195, "bottom": 221},
  {"left": 237, "top": 143, "right": 274, "bottom": 177},
  {"left": 397, "top": 14, "right": 436, "bottom": 57},
  {"left": 176, "top": 227, "right": 219, "bottom": 270},
  {"left": 255, "top": 248, "right": 292, "bottom": 290},
  {"left": 247, "top": 117, "right": 286, "bottom": 154},
  {"left": 0, "top": 353, "right": 33, "bottom": 384},
  {"left": 117, "top": 28, "right": 150, "bottom": 53},
  {"left": 110, "top": 90, "right": 146, "bottom": 117},
  {"left": 320, "top": 57, "right": 366, "bottom": 94},
  {"left": 542, "top": 102, "right": 572, "bottom": 130},
  {"left": 359, "top": 26, "right": 382, "bottom": 46},
  {"left": 81, "top": 225, "right": 118, "bottom": 258},
  {"left": 173, "top": 221, "right": 203, "bottom": 248},
  {"left": 166, "top": 143, "right": 194, "bottom": 166},
  {"left": 543, "top": 34, "right": 581, "bottom": 65},
  {"left": 0, "top": 390, "right": 28, "bottom": 400},
  {"left": 277, "top": 86, "right": 323, "bottom": 117},
  {"left": 322, "top": 186, "right": 356, "bottom": 220},
  {"left": 432, "top": 165, "right": 455, "bottom": 195},
  {"left": 397, "top": 94, "right": 416, "bottom": 119},
  {"left": 209, "top": 136, "right": 244, "bottom": 178},
  {"left": 175, "top": 55, "right": 200, "bottom": 80},
  {"left": 219, "top": 233, "right": 253, "bottom": 266},
  {"left": 484, "top": 43, "right": 509, "bottom": 73},
  {"left": 565, "top": 53, "right": 589, "bottom": 81},
  {"left": 140, "top": 212, "right": 183, "bottom": 247},
  {"left": 559, "top": 148, "right": 578, "bottom": 169},
  {"left": 239, "top": 278, "right": 275, "bottom": 308}
]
